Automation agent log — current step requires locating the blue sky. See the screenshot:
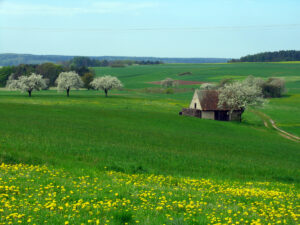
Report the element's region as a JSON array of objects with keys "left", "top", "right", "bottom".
[{"left": 0, "top": 0, "right": 299, "bottom": 58}]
